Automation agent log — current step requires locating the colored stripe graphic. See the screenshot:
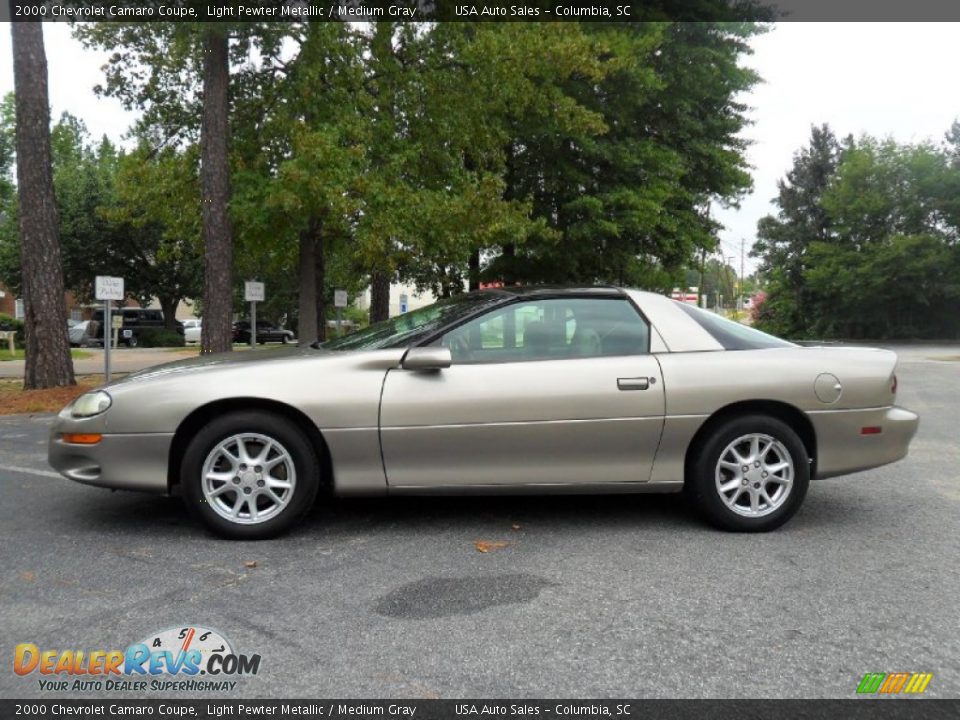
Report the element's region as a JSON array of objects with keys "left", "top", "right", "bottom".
[
  {"left": 904, "top": 673, "right": 933, "bottom": 694},
  {"left": 880, "top": 673, "right": 910, "bottom": 693},
  {"left": 857, "top": 672, "right": 932, "bottom": 694},
  {"left": 857, "top": 673, "right": 886, "bottom": 694}
]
